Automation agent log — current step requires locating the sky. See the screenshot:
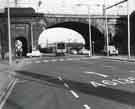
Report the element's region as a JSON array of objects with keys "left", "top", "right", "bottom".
[
  {"left": 0, "top": 0, "right": 127, "bottom": 15},
  {"left": 38, "top": 0, "right": 127, "bottom": 15},
  {"left": 38, "top": 27, "right": 85, "bottom": 48}
]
